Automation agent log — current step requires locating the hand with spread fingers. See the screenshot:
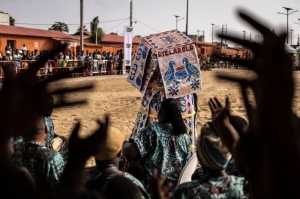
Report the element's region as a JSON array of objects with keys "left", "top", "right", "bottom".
[
  {"left": 0, "top": 44, "right": 92, "bottom": 139},
  {"left": 58, "top": 116, "right": 110, "bottom": 195},
  {"left": 0, "top": 44, "right": 93, "bottom": 198},
  {"left": 217, "top": 10, "right": 300, "bottom": 199},
  {"left": 208, "top": 97, "right": 240, "bottom": 154}
]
